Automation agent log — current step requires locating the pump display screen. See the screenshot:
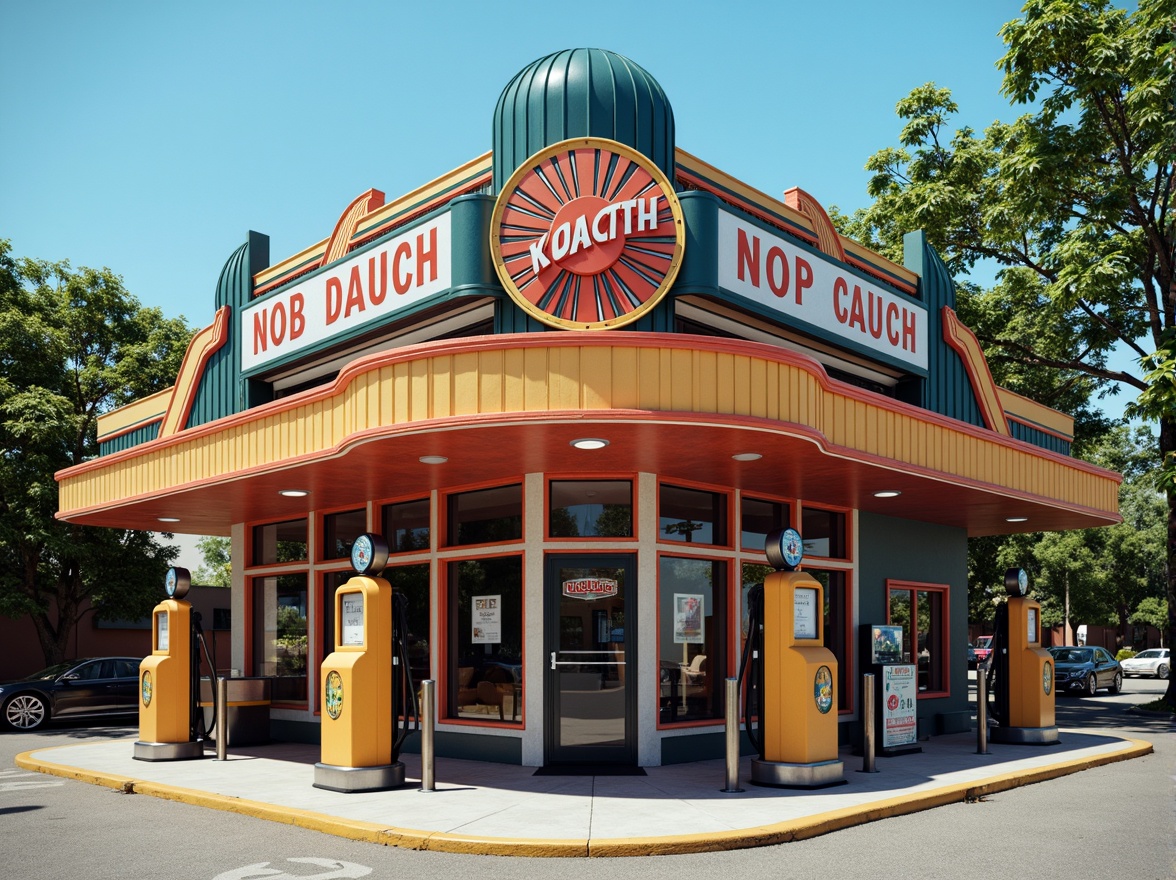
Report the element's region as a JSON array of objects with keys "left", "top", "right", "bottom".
[
  {"left": 794, "top": 587, "right": 819, "bottom": 639},
  {"left": 156, "top": 611, "right": 169, "bottom": 652},
  {"left": 340, "top": 593, "right": 364, "bottom": 646},
  {"left": 1027, "top": 608, "right": 1038, "bottom": 644}
]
